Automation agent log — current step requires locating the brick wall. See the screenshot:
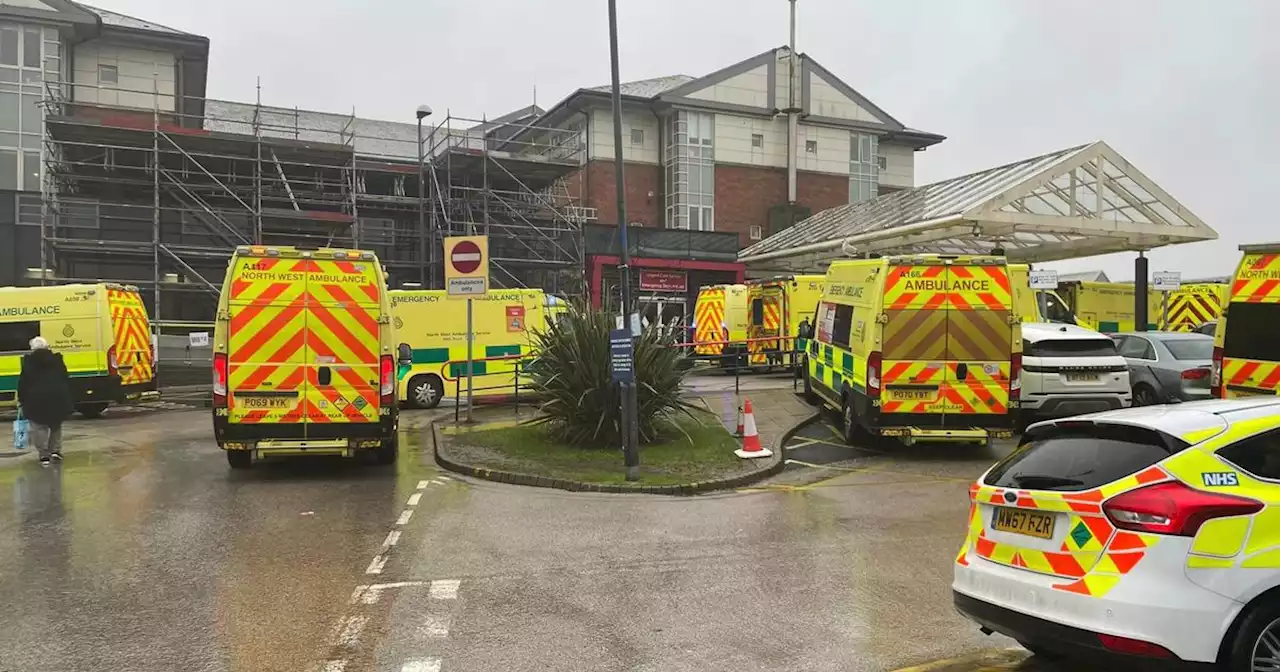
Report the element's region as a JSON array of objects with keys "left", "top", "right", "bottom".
[
  {"left": 796, "top": 170, "right": 850, "bottom": 215},
  {"left": 714, "top": 165, "right": 786, "bottom": 248},
  {"left": 575, "top": 160, "right": 662, "bottom": 227}
]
